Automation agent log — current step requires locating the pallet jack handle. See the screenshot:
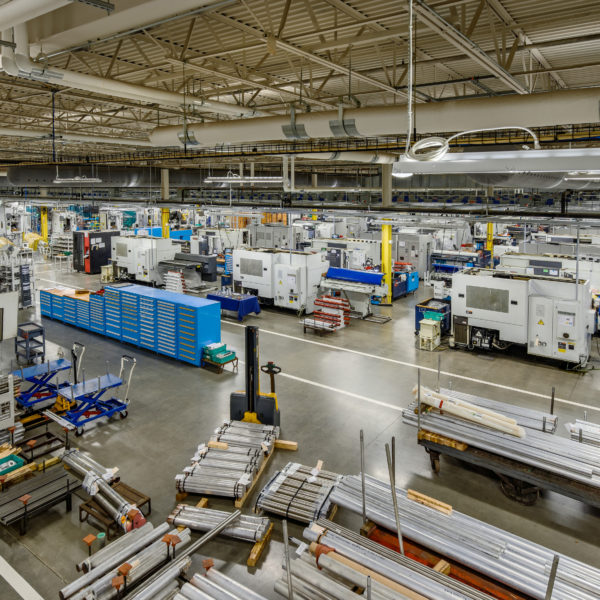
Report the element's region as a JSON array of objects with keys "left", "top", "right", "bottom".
[
  {"left": 71, "top": 342, "right": 86, "bottom": 384},
  {"left": 118, "top": 355, "right": 137, "bottom": 405},
  {"left": 260, "top": 361, "right": 281, "bottom": 394}
]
